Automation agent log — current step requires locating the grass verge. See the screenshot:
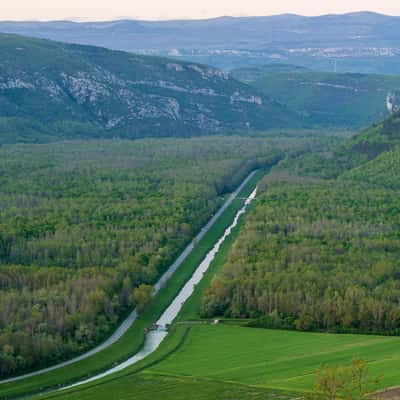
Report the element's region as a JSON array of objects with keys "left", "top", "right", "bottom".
[
  {"left": 176, "top": 187, "right": 257, "bottom": 322},
  {"left": 34, "top": 372, "right": 297, "bottom": 400}
]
